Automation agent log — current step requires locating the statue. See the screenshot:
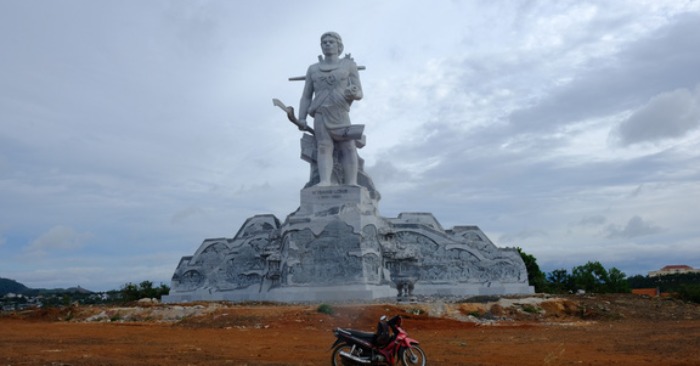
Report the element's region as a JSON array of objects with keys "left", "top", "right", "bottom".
[
  {"left": 273, "top": 32, "right": 365, "bottom": 187},
  {"left": 162, "top": 33, "right": 534, "bottom": 304},
  {"left": 298, "top": 31, "right": 363, "bottom": 186}
]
